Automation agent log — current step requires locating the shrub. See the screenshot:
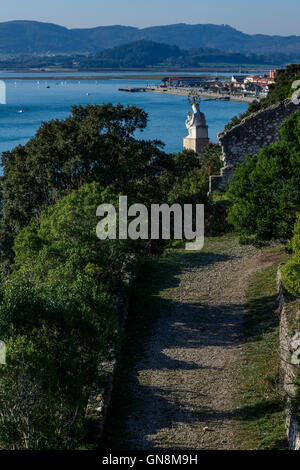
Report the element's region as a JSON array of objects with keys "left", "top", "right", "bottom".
[
  {"left": 0, "top": 275, "right": 116, "bottom": 449},
  {"left": 12, "top": 182, "right": 143, "bottom": 293},
  {"left": 0, "top": 103, "right": 165, "bottom": 274},
  {"left": 227, "top": 111, "right": 300, "bottom": 244}
]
